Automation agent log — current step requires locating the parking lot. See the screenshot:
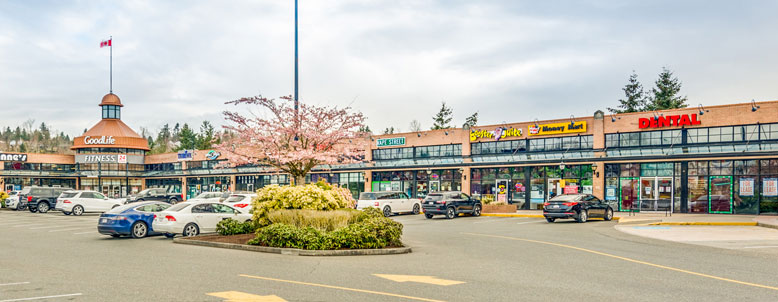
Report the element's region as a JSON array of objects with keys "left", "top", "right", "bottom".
[{"left": 2, "top": 209, "right": 778, "bottom": 301}]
